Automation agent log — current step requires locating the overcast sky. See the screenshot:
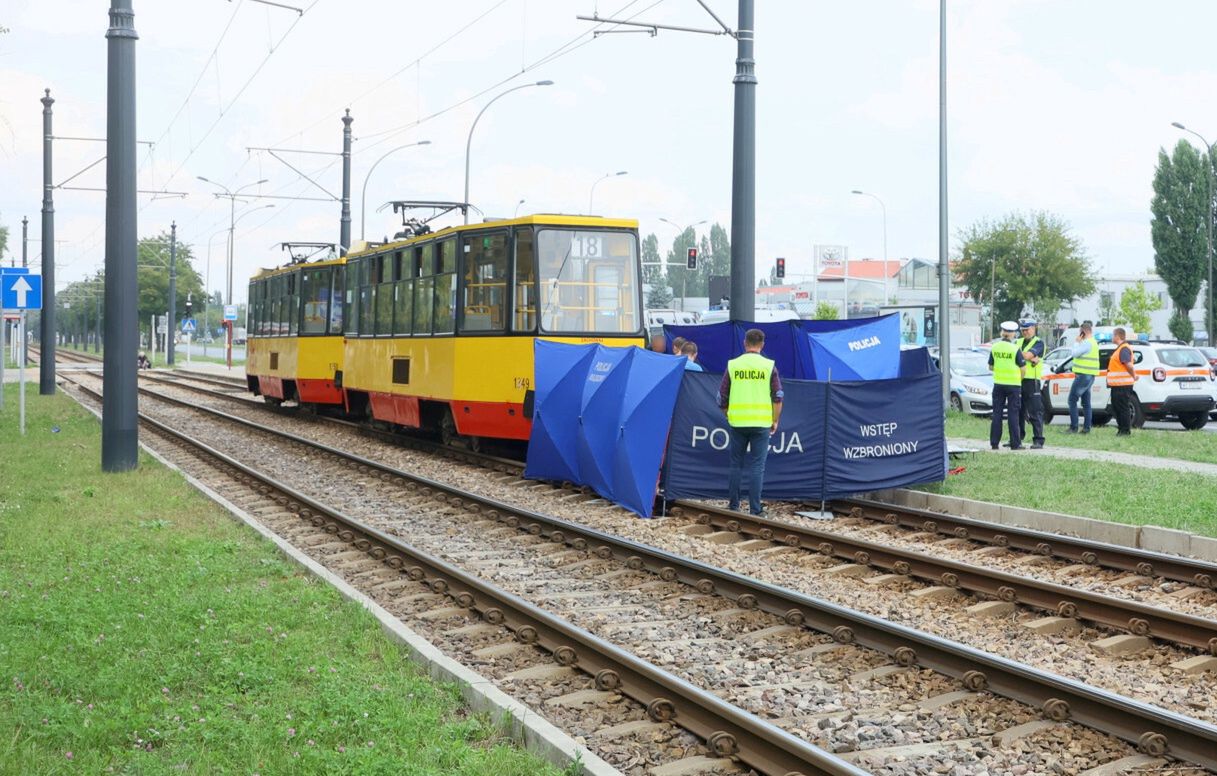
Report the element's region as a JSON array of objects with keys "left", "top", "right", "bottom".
[{"left": 3, "top": 0, "right": 1217, "bottom": 301}]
